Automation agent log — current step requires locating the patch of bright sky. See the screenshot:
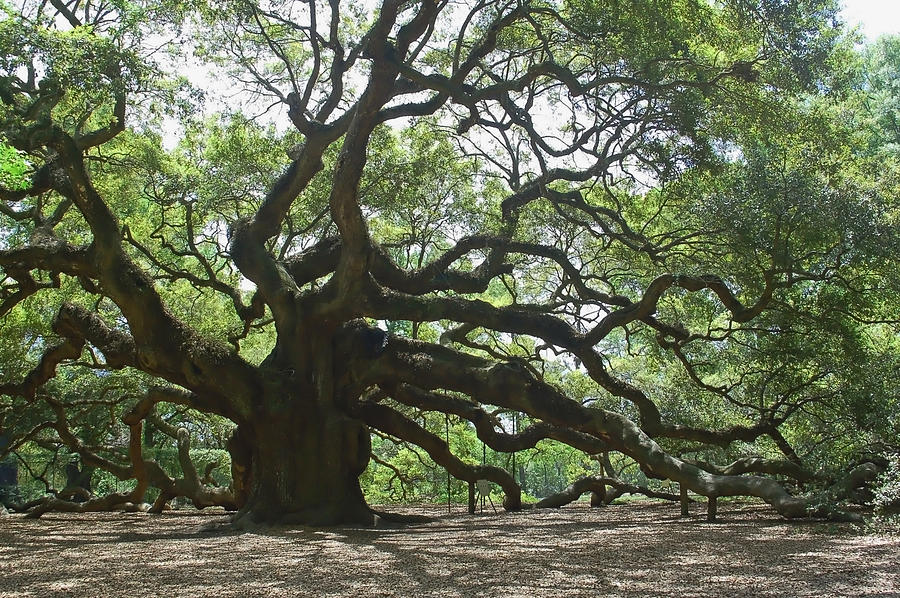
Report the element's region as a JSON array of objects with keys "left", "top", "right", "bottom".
[{"left": 840, "top": 0, "right": 900, "bottom": 42}]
